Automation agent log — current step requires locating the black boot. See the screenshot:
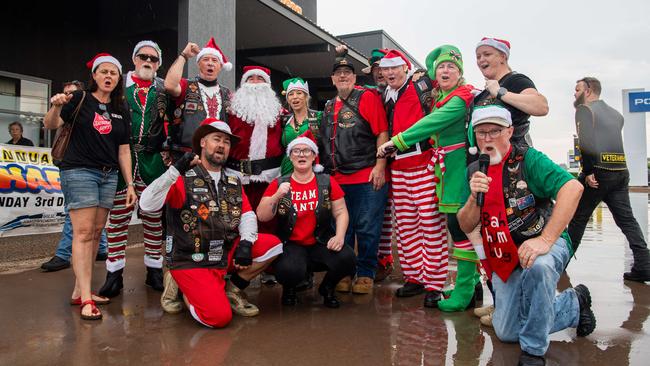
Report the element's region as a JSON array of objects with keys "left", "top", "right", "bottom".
[
  {"left": 98, "top": 269, "right": 124, "bottom": 298},
  {"left": 281, "top": 287, "right": 298, "bottom": 306},
  {"left": 574, "top": 284, "right": 596, "bottom": 337},
  {"left": 518, "top": 351, "right": 545, "bottom": 366},
  {"left": 624, "top": 268, "right": 650, "bottom": 282},
  {"left": 145, "top": 267, "right": 164, "bottom": 291},
  {"left": 395, "top": 282, "right": 425, "bottom": 297},
  {"left": 318, "top": 282, "right": 340, "bottom": 309},
  {"left": 295, "top": 272, "right": 314, "bottom": 292},
  {"left": 423, "top": 290, "right": 441, "bottom": 308}
]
